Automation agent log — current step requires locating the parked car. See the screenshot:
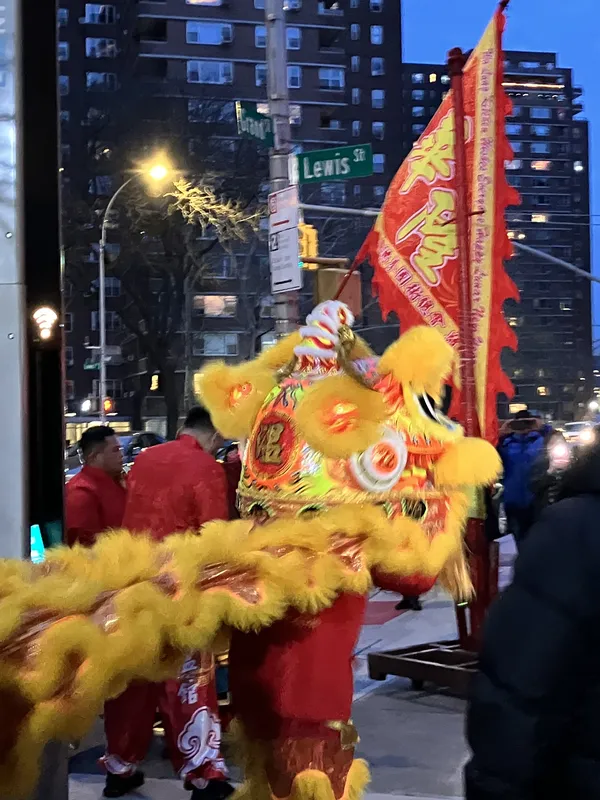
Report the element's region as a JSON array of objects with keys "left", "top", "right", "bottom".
[{"left": 64, "top": 431, "right": 164, "bottom": 481}]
